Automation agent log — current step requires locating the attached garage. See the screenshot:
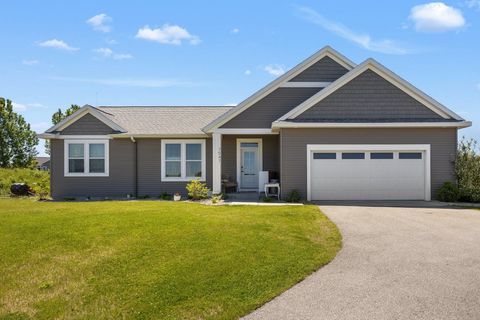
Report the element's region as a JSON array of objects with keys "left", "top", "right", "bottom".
[{"left": 307, "top": 144, "right": 431, "bottom": 201}]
